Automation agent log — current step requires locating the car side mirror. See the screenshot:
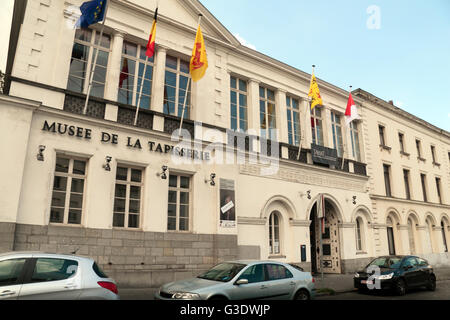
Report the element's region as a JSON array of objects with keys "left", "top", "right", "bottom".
[
  {"left": 235, "top": 279, "right": 249, "bottom": 286},
  {"left": 403, "top": 265, "right": 412, "bottom": 270}
]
